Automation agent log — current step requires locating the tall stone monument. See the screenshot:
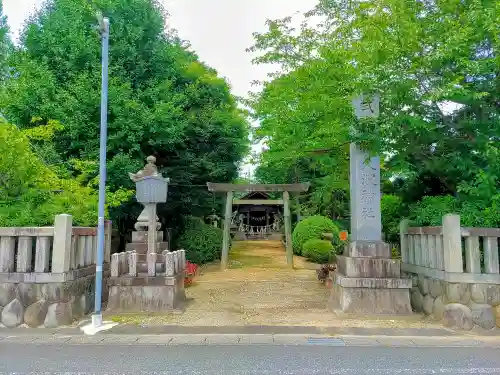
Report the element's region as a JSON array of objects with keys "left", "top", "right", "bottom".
[{"left": 329, "top": 94, "right": 412, "bottom": 315}]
